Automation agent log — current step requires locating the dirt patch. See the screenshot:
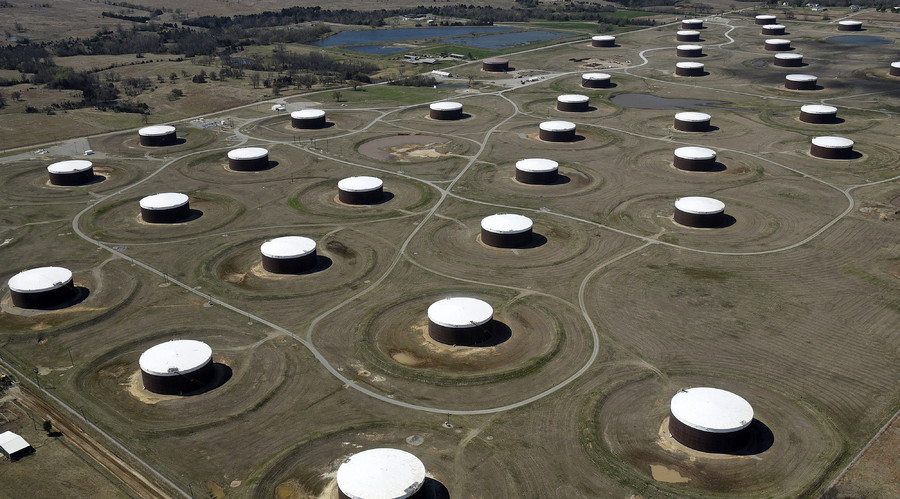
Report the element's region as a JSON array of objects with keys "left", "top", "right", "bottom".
[
  {"left": 650, "top": 464, "right": 690, "bottom": 483},
  {"left": 358, "top": 135, "right": 451, "bottom": 162},
  {"left": 125, "top": 370, "right": 179, "bottom": 405}
]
